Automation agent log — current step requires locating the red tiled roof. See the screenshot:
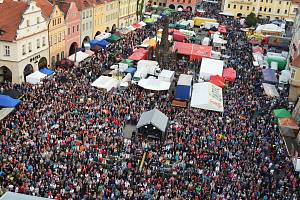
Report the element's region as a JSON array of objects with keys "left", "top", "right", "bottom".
[
  {"left": 0, "top": 0, "right": 28, "bottom": 42},
  {"left": 56, "top": 1, "right": 71, "bottom": 17},
  {"left": 65, "top": 0, "right": 93, "bottom": 11},
  {"left": 291, "top": 55, "right": 300, "bottom": 68},
  {"left": 35, "top": 0, "right": 53, "bottom": 19}
]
